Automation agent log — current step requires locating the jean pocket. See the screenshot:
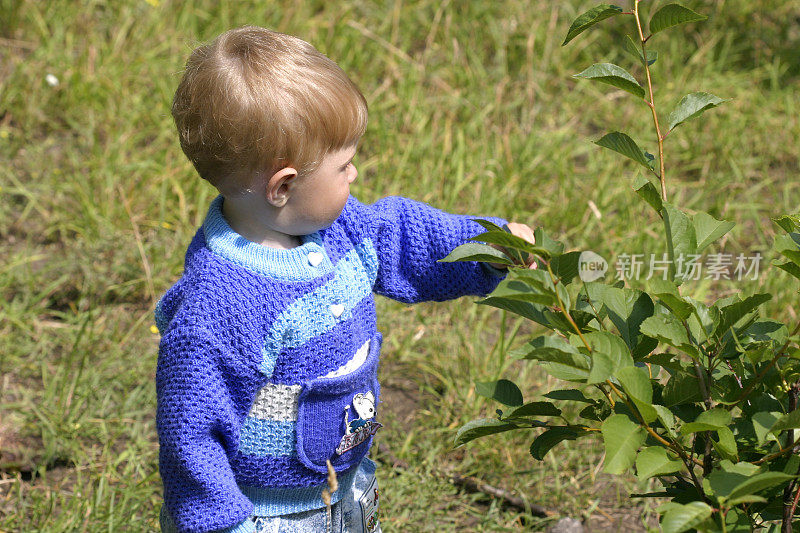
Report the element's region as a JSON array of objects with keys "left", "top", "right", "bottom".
[{"left": 295, "top": 334, "right": 382, "bottom": 474}]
